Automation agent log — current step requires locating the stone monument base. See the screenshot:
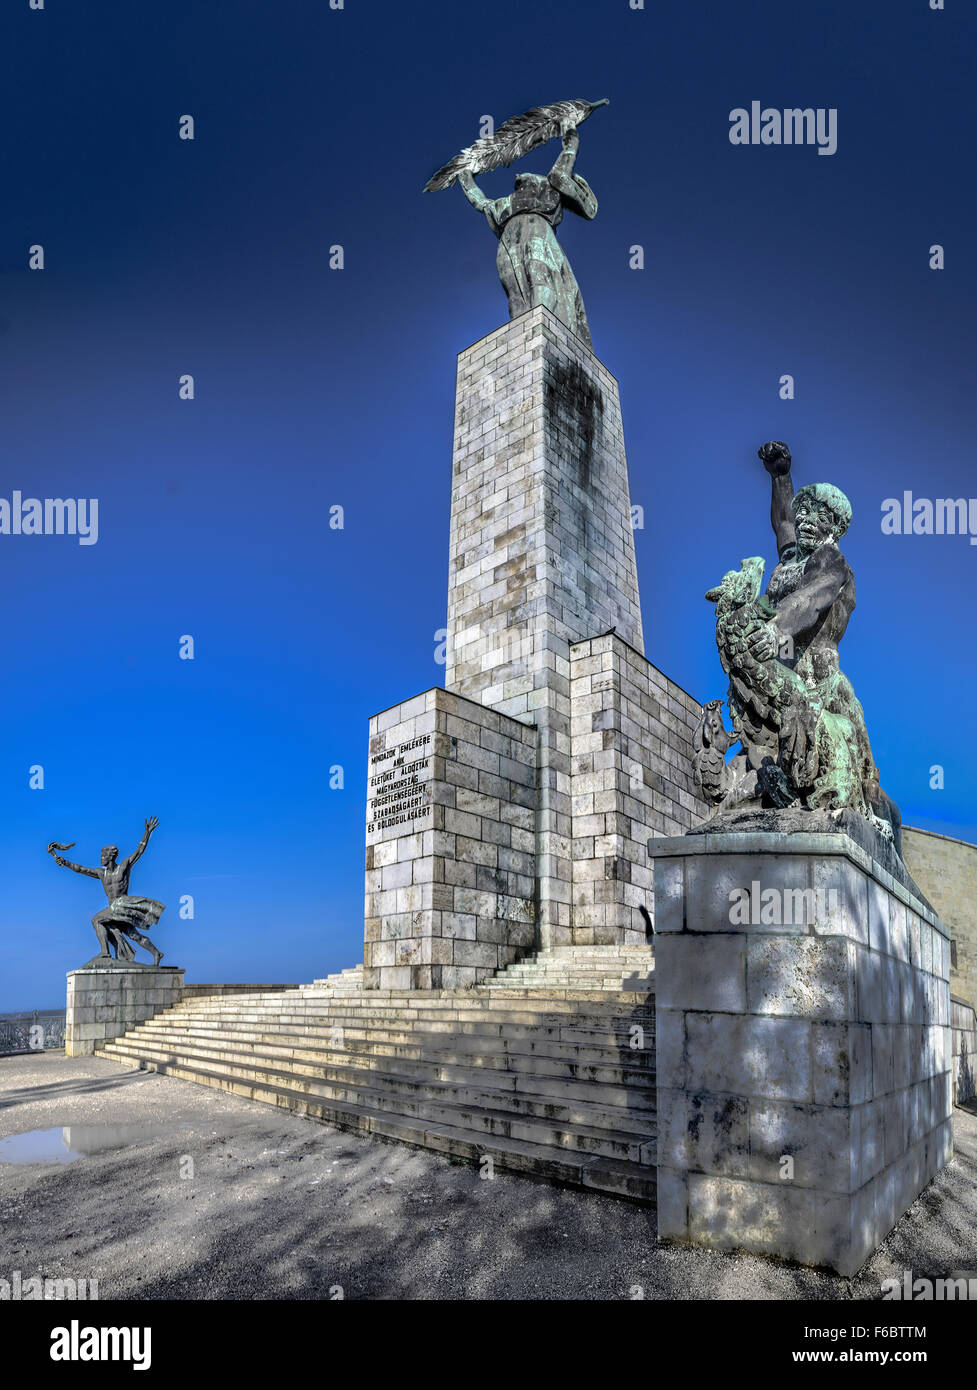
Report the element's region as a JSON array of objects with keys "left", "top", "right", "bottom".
[
  {"left": 651, "top": 827, "right": 953, "bottom": 1276},
  {"left": 66, "top": 961, "right": 185, "bottom": 1057}
]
